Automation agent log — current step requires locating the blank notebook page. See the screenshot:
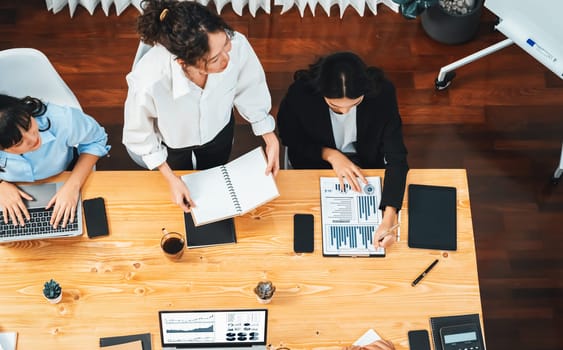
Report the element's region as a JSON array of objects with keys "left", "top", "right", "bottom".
[
  {"left": 226, "top": 147, "right": 279, "bottom": 212},
  {"left": 186, "top": 167, "right": 236, "bottom": 224}
]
